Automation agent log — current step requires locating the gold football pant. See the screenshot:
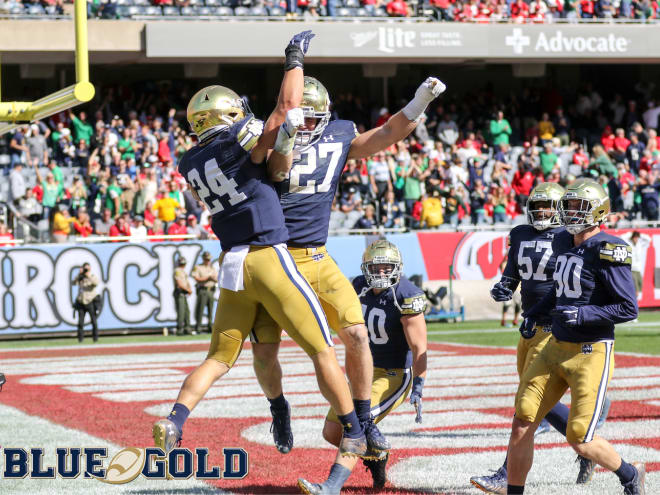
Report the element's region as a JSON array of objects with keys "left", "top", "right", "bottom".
[
  {"left": 250, "top": 245, "right": 365, "bottom": 343},
  {"left": 515, "top": 337, "right": 614, "bottom": 444},
  {"left": 207, "top": 246, "right": 332, "bottom": 366},
  {"left": 516, "top": 325, "right": 552, "bottom": 378},
  {"left": 326, "top": 367, "right": 413, "bottom": 425}
]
